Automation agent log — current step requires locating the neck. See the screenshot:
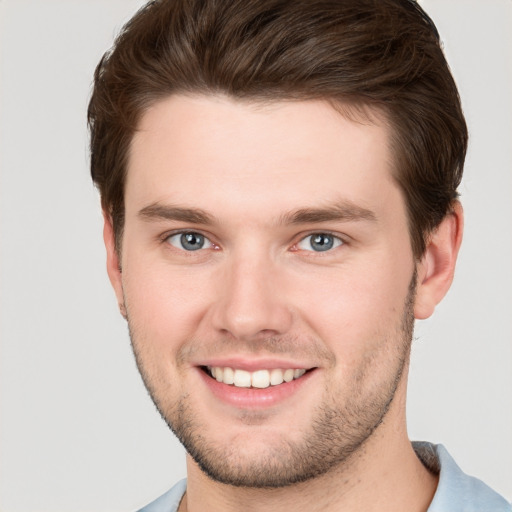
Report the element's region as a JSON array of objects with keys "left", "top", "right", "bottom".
[{"left": 182, "top": 396, "right": 438, "bottom": 512}]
